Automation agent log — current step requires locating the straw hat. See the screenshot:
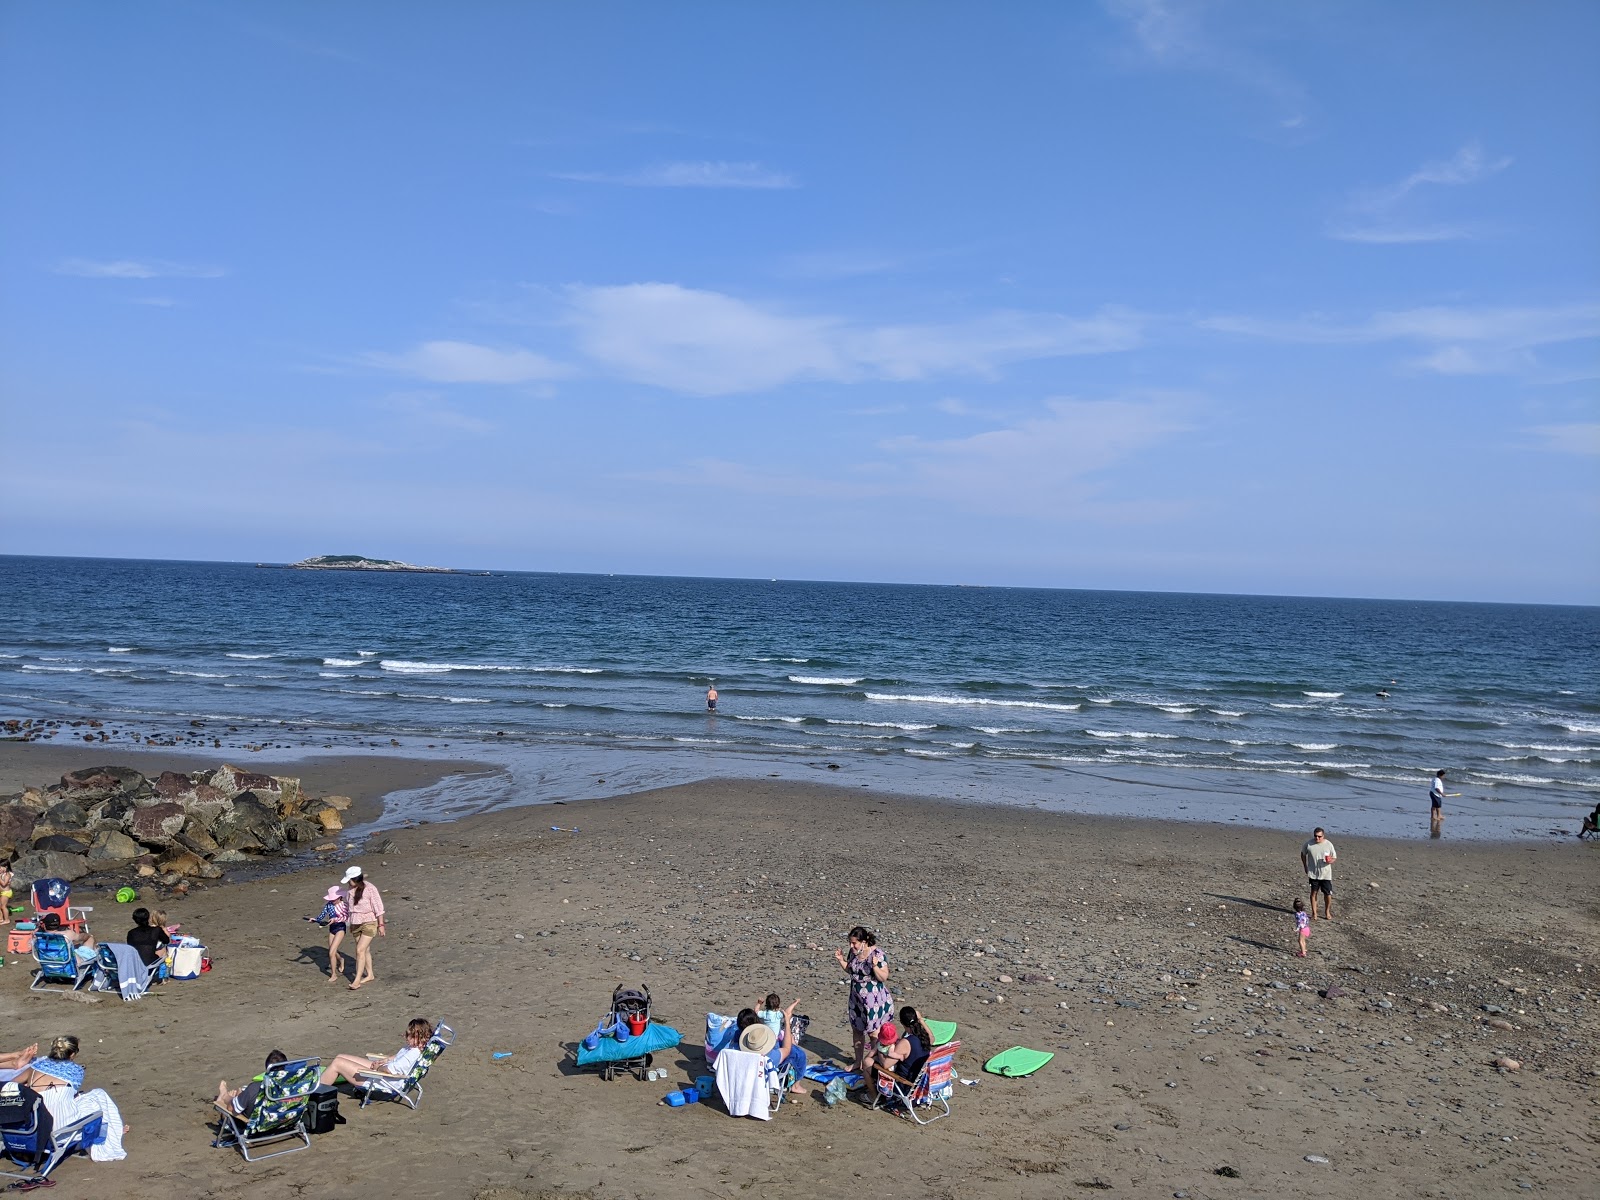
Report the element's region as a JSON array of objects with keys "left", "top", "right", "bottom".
[{"left": 737, "top": 1023, "right": 777, "bottom": 1057}]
